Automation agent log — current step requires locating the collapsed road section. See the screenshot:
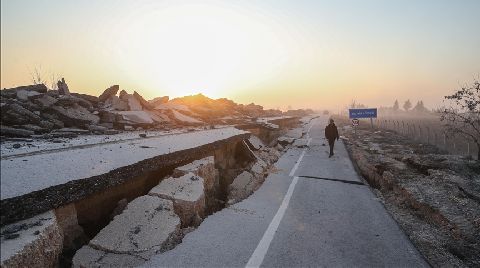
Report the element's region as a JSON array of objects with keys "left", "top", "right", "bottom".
[{"left": 0, "top": 116, "right": 307, "bottom": 267}]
